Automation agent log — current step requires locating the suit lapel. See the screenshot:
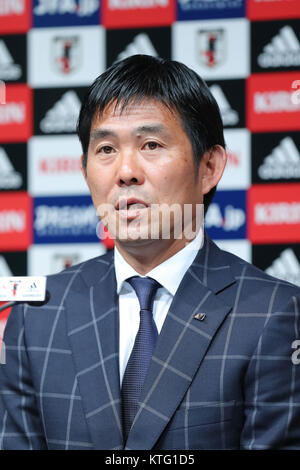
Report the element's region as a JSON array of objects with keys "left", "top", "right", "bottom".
[
  {"left": 65, "top": 252, "right": 123, "bottom": 450},
  {"left": 125, "top": 235, "right": 236, "bottom": 450}
]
